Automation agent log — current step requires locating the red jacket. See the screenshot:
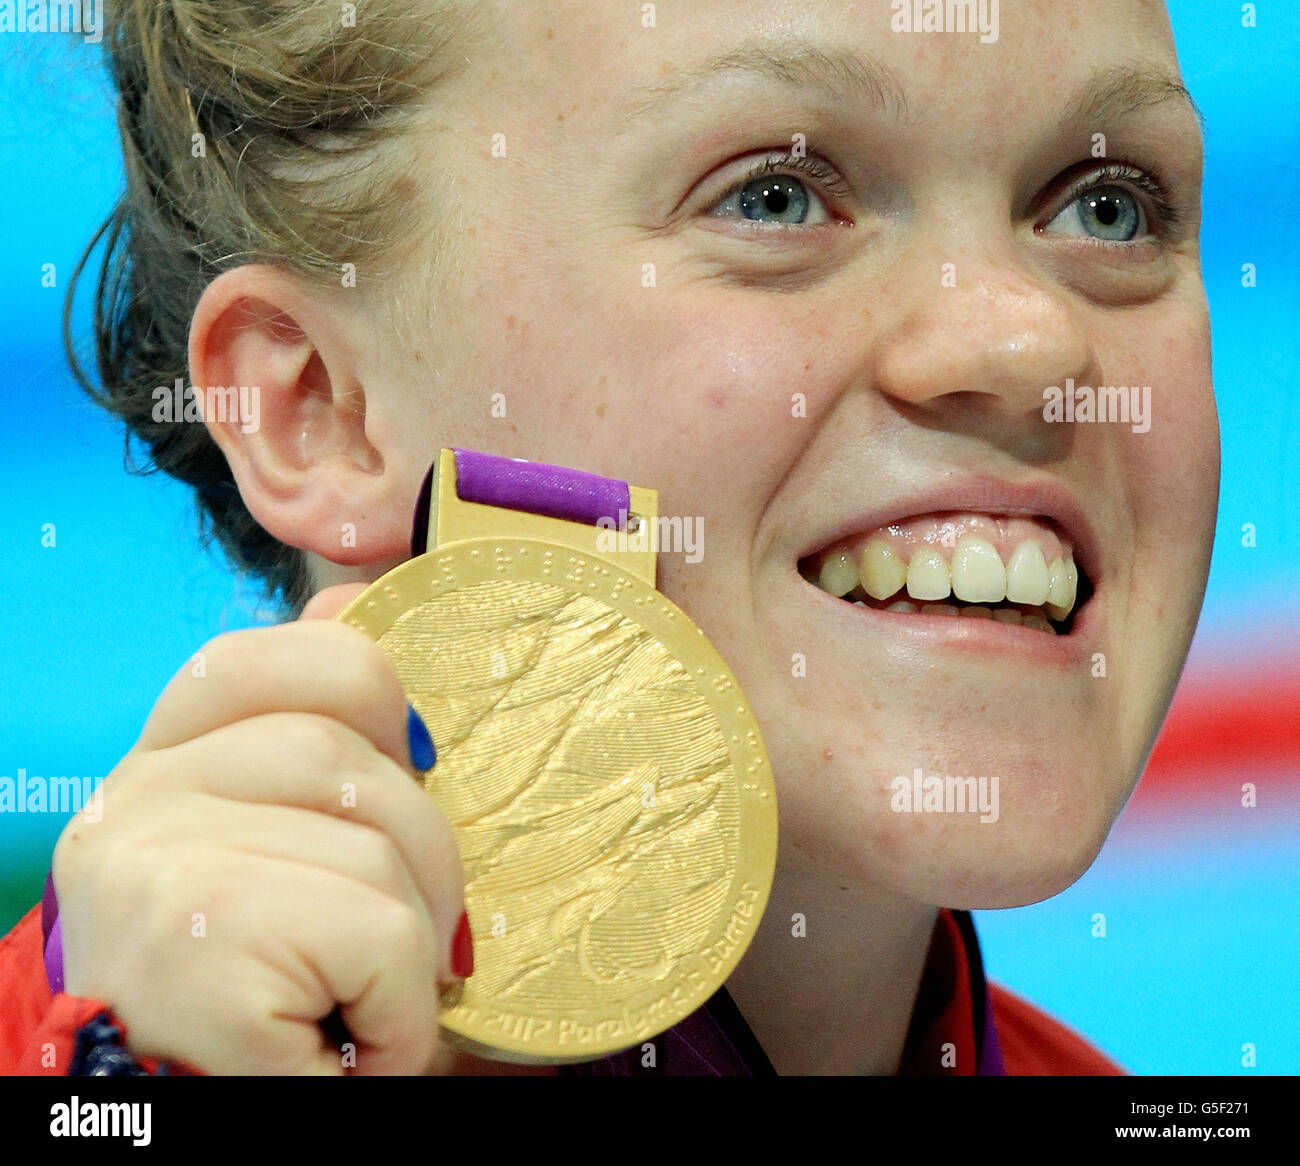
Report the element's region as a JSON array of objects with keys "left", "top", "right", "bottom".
[
  {"left": 0, "top": 905, "right": 167, "bottom": 1075},
  {"left": 0, "top": 901, "right": 1123, "bottom": 1075}
]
